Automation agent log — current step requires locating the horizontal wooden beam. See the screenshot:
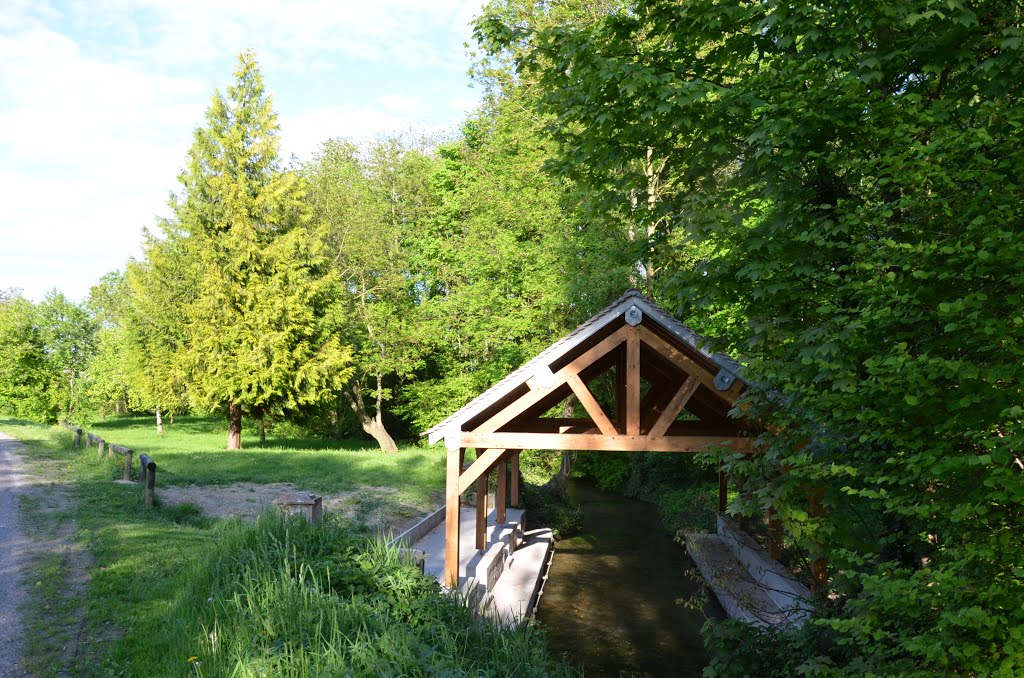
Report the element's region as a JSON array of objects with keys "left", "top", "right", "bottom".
[{"left": 459, "top": 431, "right": 753, "bottom": 453}]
